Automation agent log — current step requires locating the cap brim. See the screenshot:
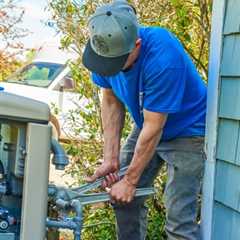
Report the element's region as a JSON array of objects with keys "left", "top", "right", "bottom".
[{"left": 82, "top": 40, "right": 129, "bottom": 77}]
